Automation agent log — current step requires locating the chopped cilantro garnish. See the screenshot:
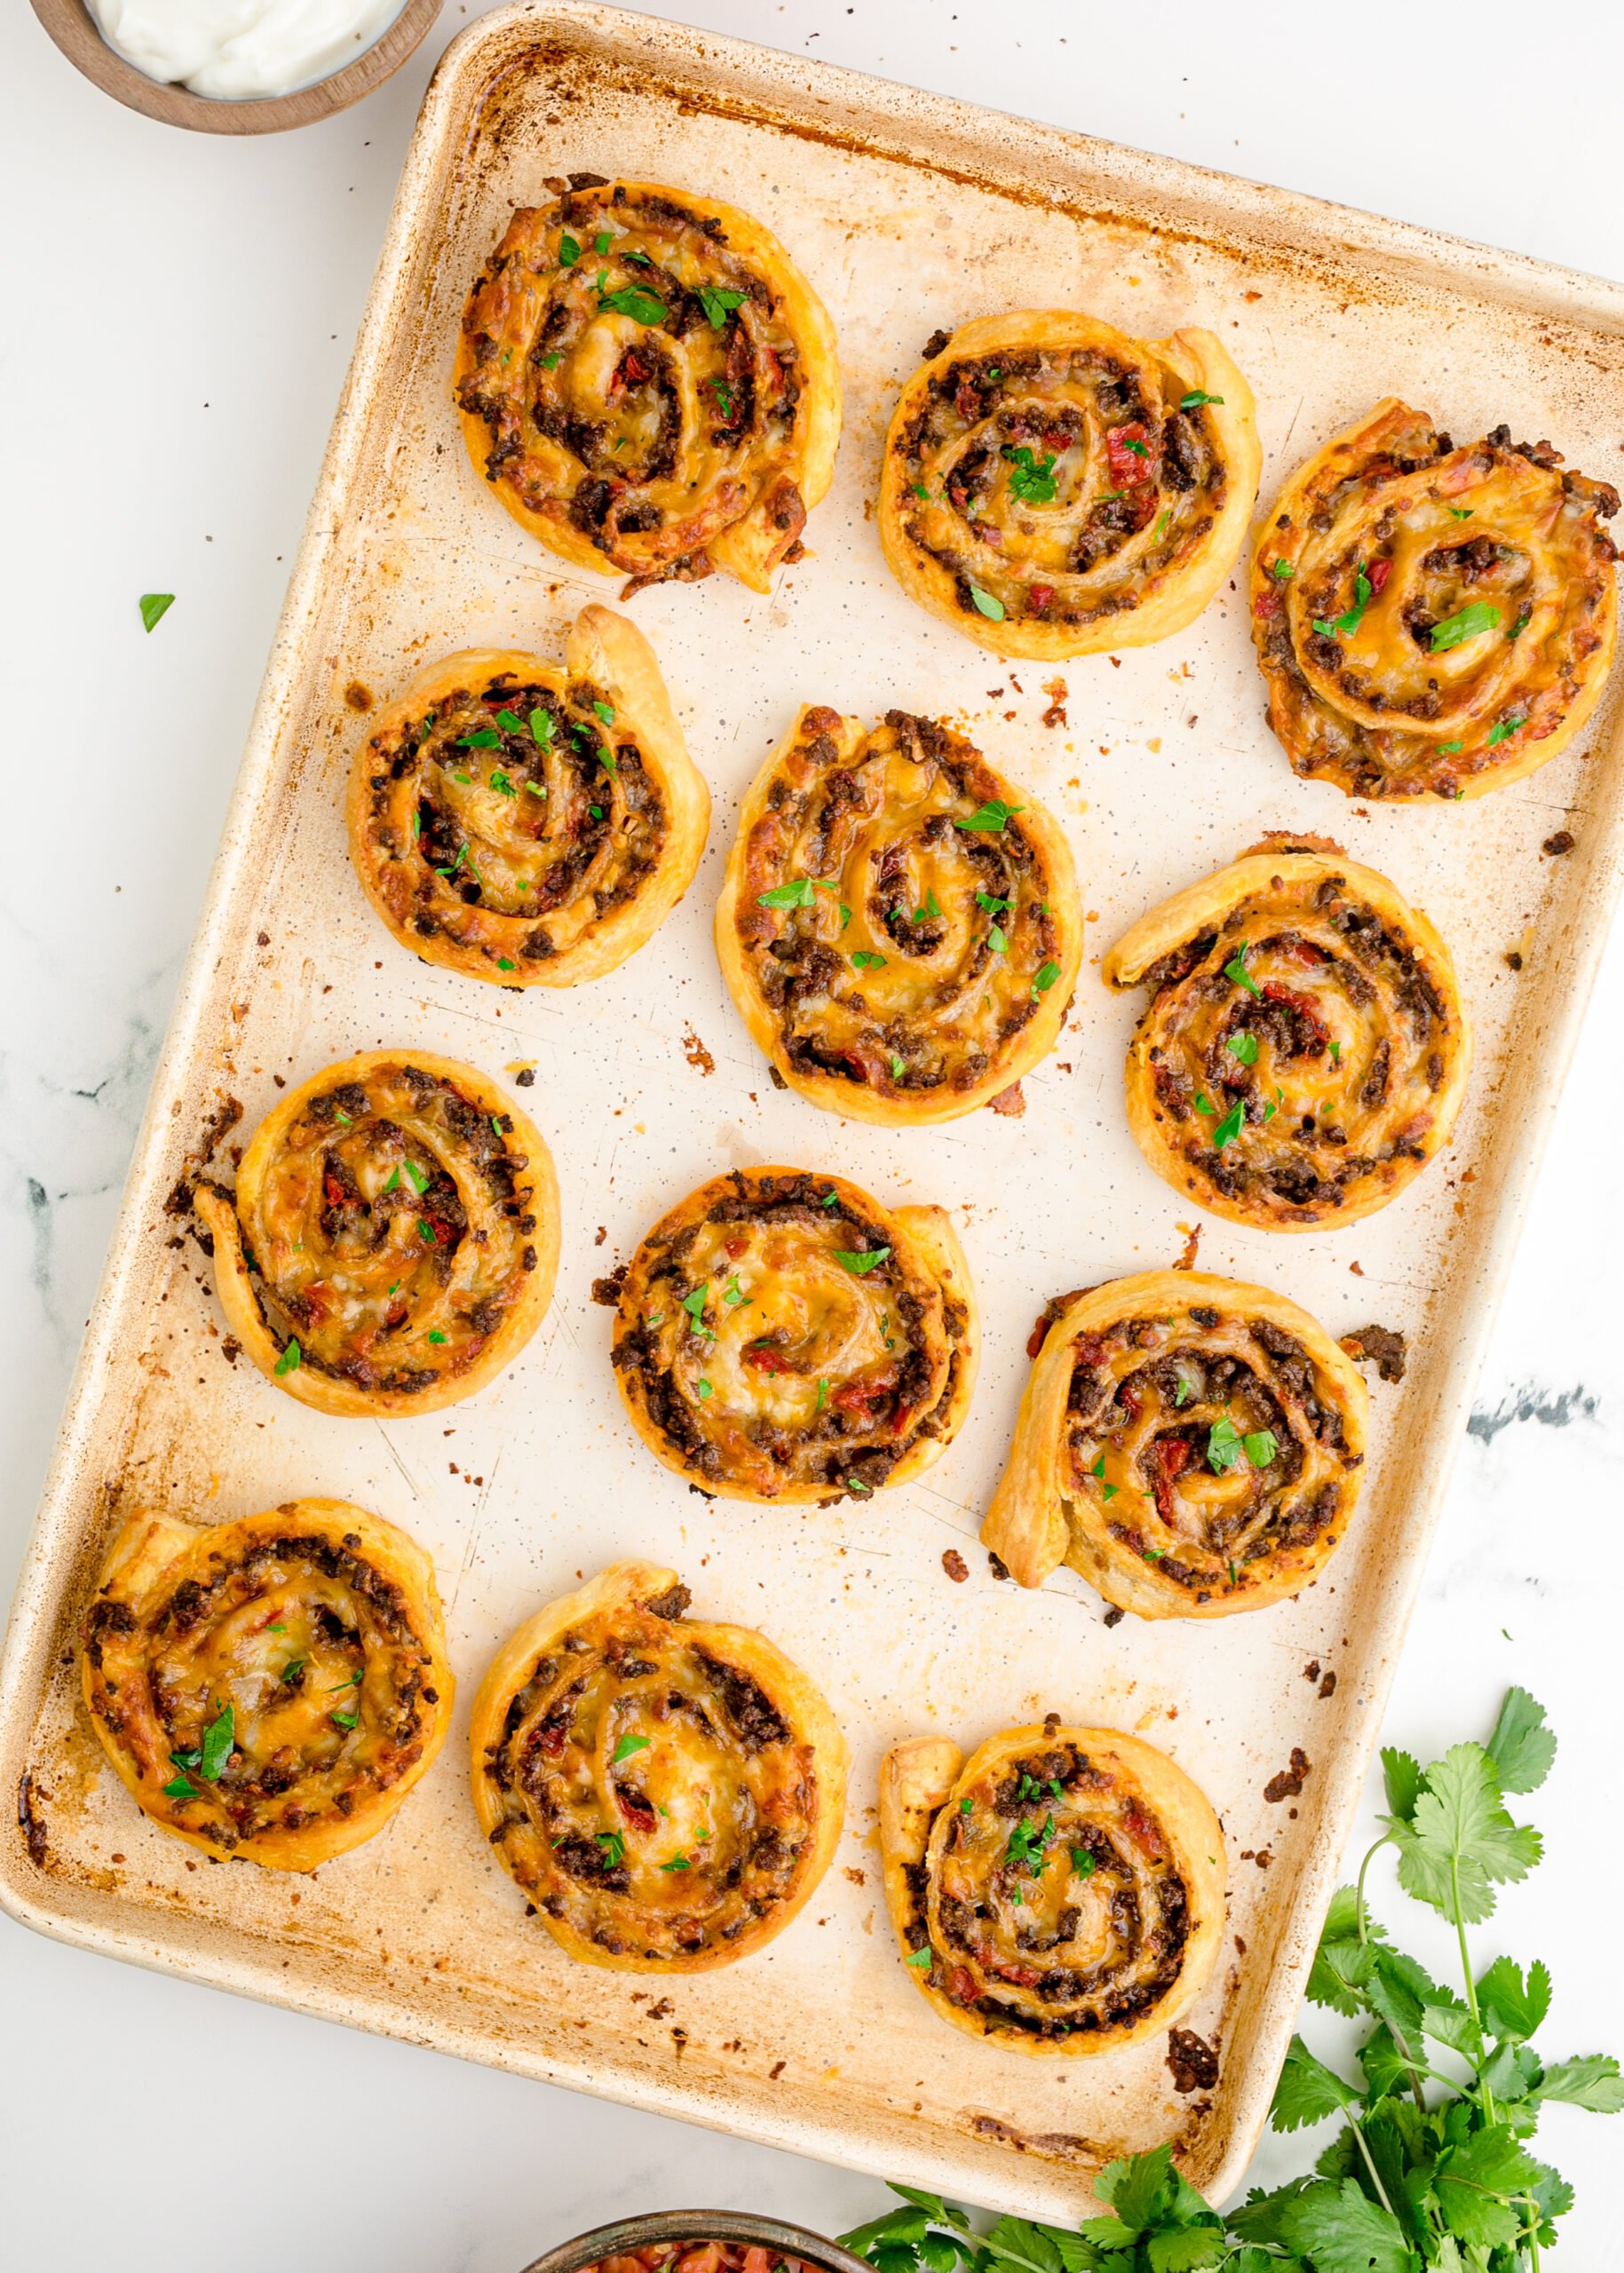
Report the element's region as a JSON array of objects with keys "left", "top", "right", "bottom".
[
  {"left": 835, "top": 1247, "right": 891, "bottom": 1274},
  {"left": 1431, "top": 600, "right": 1501, "bottom": 651},
  {"left": 274, "top": 1339, "right": 301, "bottom": 1376},
  {"left": 956, "top": 798, "right": 1025, "bottom": 833},
  {"left": 612, "top": 1733, "right": 650, "bottom": 1765},
  {"left": 967, "top": 582, "right": 1006, "bottom": 622}
]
